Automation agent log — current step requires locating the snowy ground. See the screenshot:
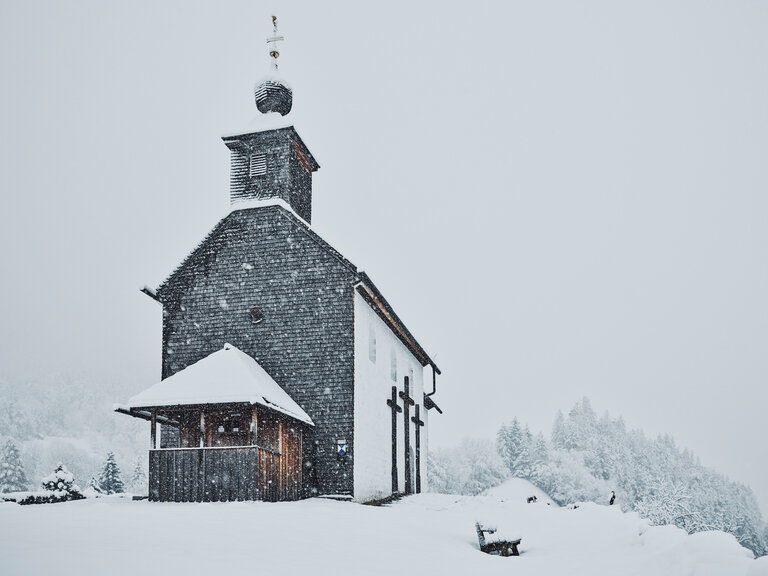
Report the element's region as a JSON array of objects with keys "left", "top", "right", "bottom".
[{"left": 1, "top": 478, "right": 766, "bottom": 576}]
